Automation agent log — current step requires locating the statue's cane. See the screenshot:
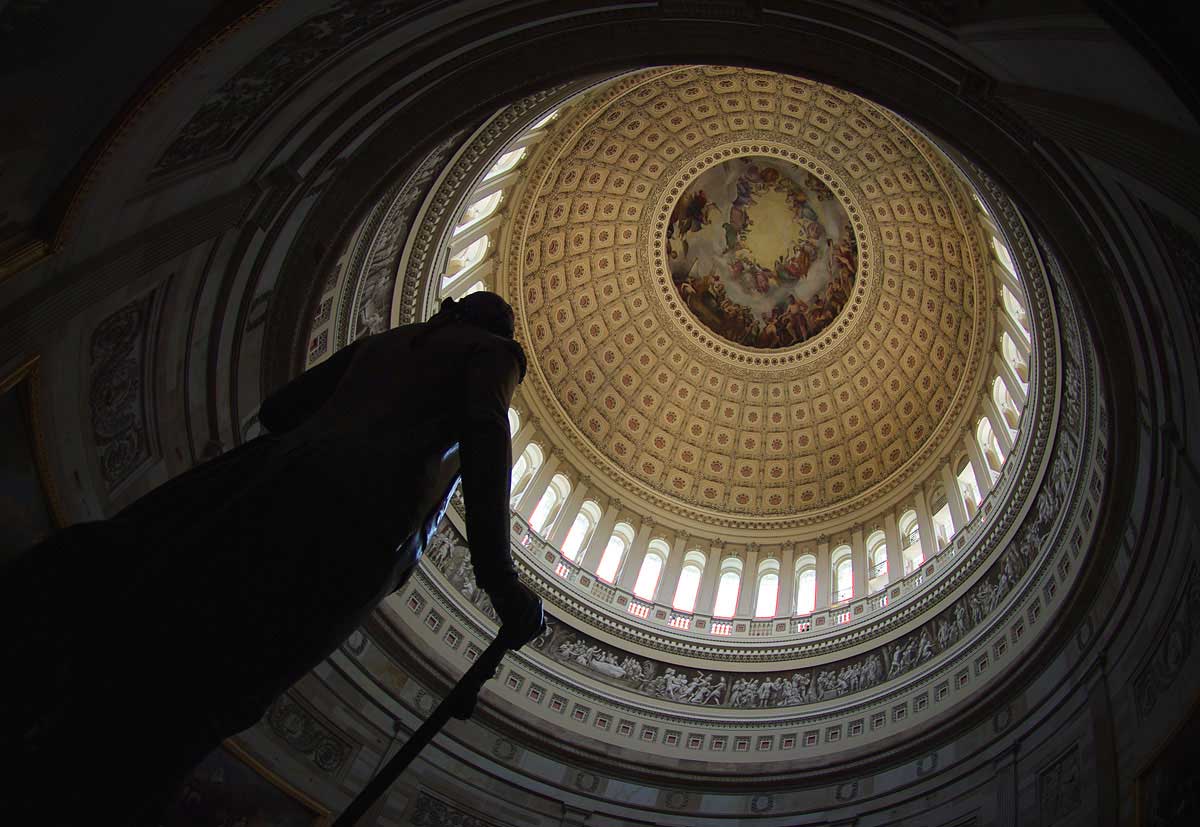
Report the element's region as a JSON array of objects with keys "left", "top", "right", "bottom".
[{"left": 332, "top": 634, "right": 509, "bottom": 826}]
